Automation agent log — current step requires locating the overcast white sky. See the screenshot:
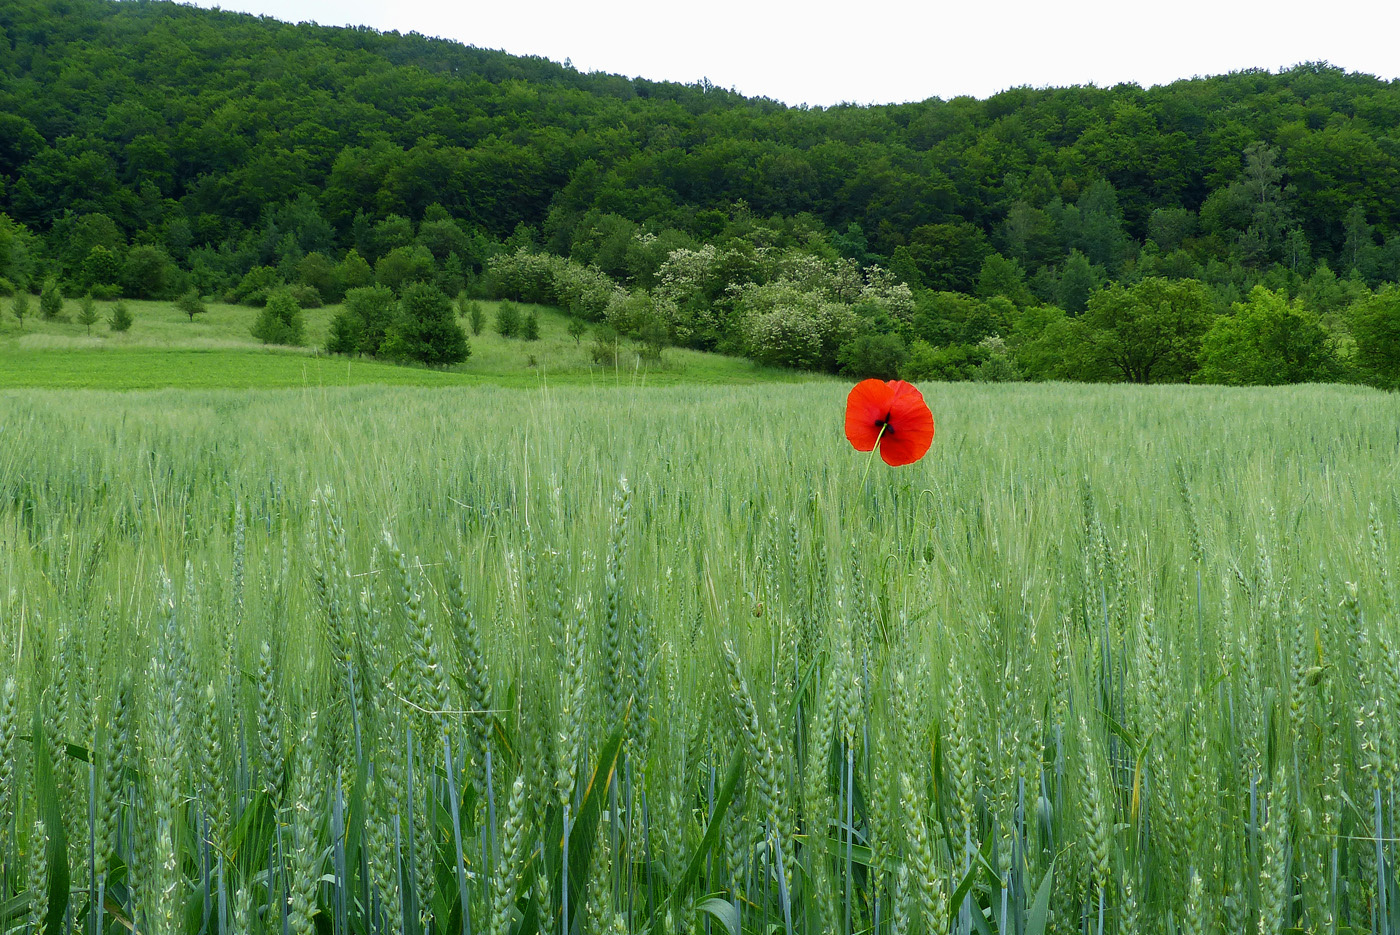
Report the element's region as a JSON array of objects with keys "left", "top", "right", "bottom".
[{"left": 190, "top": 0, "right": 1400, "bottom": 106}]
